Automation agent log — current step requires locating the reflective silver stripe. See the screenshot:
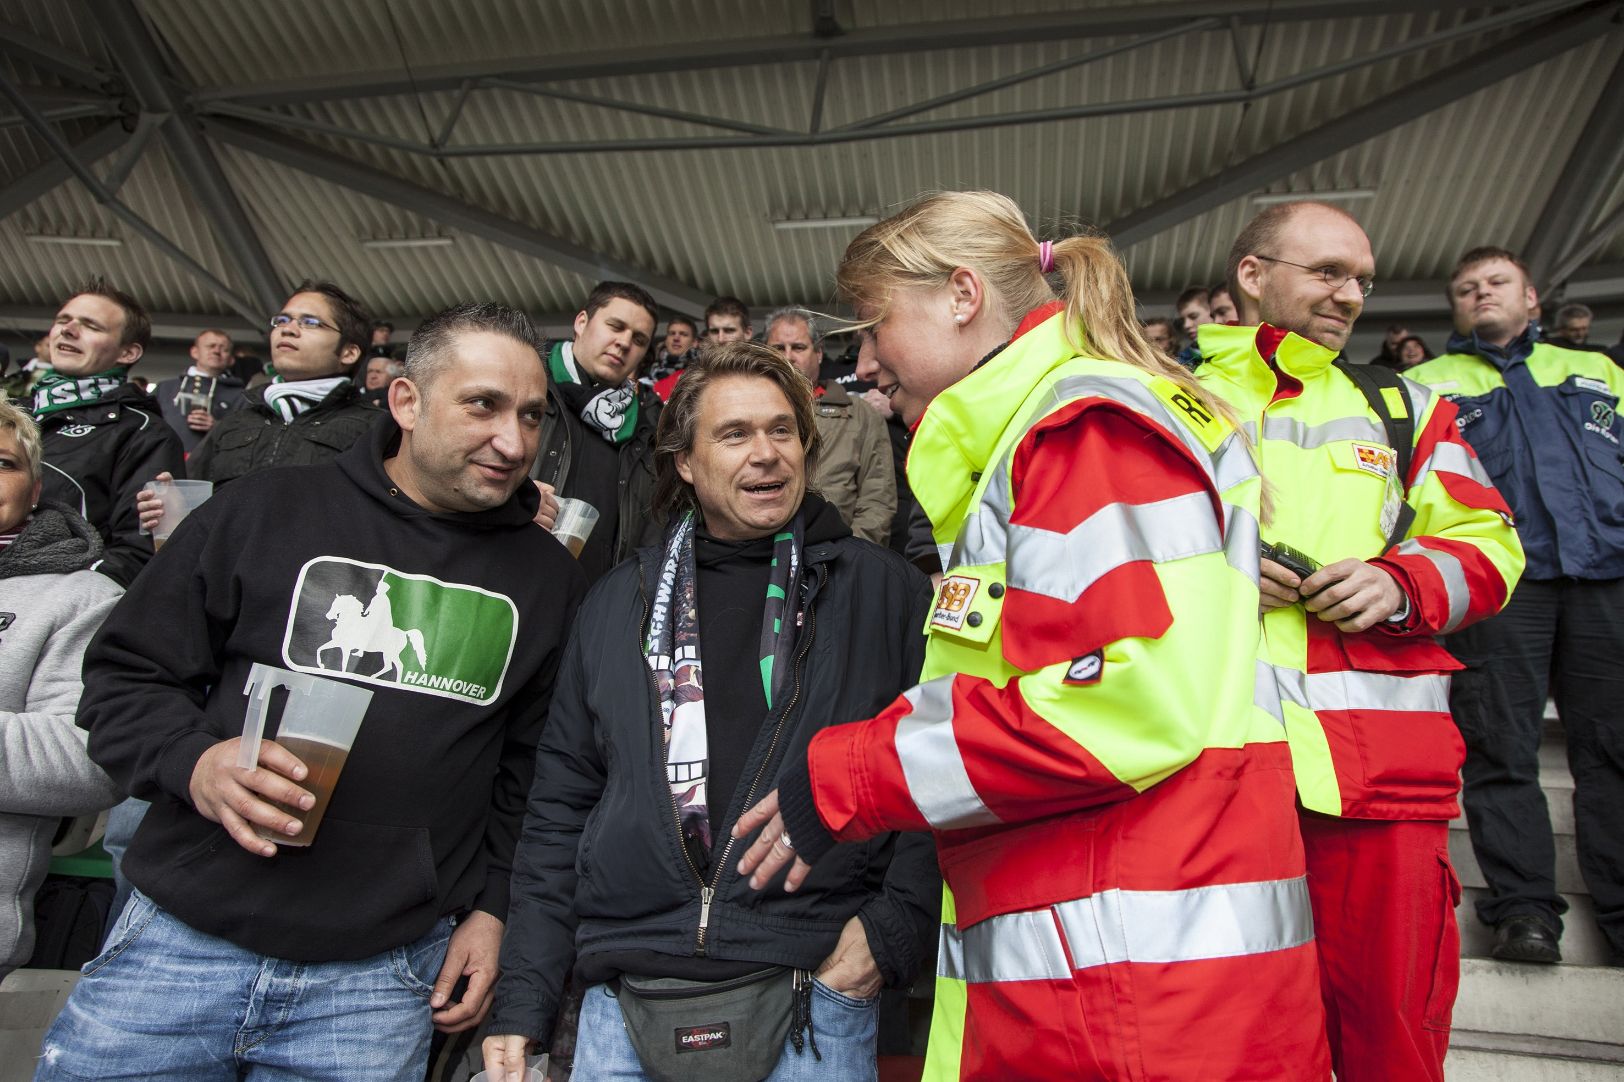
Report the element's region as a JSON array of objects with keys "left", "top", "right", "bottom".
[
  {"left": 938, "top": 909, "right": 1072, "bottom": 983},
  {"left": 1254, "top": 658, "right": 1285, "bottom": 726},
  {"left": 1004, "top": 492, "right": 1222, "bottom": 601},
  {"left": 1402, "top": 377, "right": 1433, "bottom": 421},
  {"left": 952, "top": 373, "right": 1256, "bottom": 570},
  {"left": 1226, "top": 505, "right": 1261, "bottom": 582},
  {"left": 1261, "top": 415, "right": 1386, "bottom": 450},
  {"left": 1394, "top": 539, "right": 1470, "bottom": 633},
  {"left": 939, "top": 877, "right": 1313, "bottom": 982},
  {"left": 1413, "top": 439, "right": 1493, "bottom": 488},
  {"left": 1267, "top": 663, "right": 1449, "bottom": 714},
  {"left": 894, "top": 676, "right": 1000, "bottom": 831}
]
